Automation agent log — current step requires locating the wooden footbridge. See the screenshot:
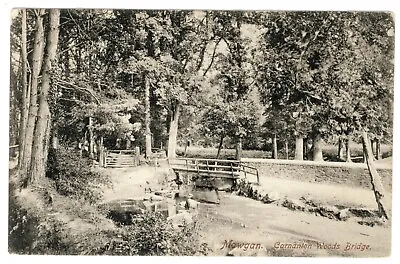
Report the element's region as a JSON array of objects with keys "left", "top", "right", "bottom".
[
  {"left": 168, "top": 158, "right": 260, "bottom": 184},
  {"left": 101, "top": 149, "right": 259, "bottom": 184}
]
